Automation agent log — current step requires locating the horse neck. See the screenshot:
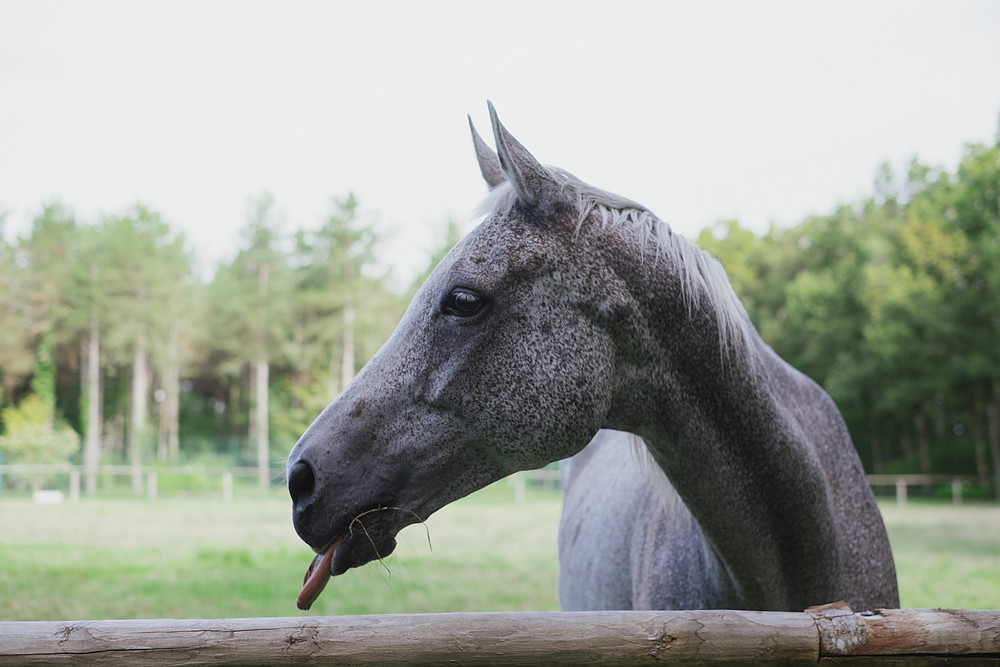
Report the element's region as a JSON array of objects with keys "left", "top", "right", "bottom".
[{"left": 604, "top": 242, "right": 843, "bottom": 610}]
